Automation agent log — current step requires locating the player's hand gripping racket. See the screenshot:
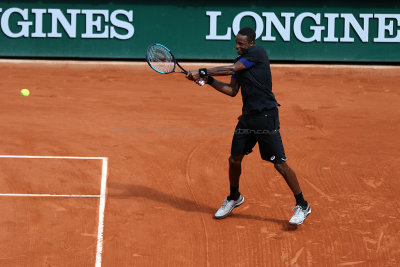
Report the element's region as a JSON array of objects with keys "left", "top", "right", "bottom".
[{"left": 145, "top": 43, "right": 205, "bottom": 86}]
